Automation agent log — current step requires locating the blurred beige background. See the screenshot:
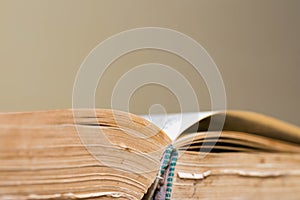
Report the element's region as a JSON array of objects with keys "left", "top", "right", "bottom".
[{"left": 0, "top": 0, "right": 299, "bottom": 125}]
